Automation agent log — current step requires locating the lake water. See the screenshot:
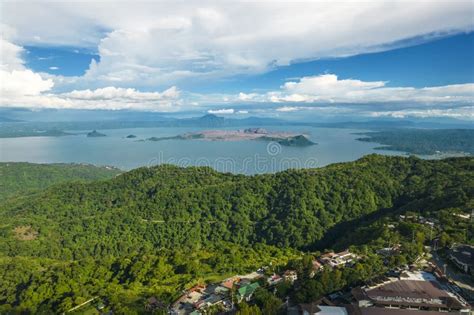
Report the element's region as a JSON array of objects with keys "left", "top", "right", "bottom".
[{"left": 0, "top": 126, "right": 406, "bottom": 174}]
